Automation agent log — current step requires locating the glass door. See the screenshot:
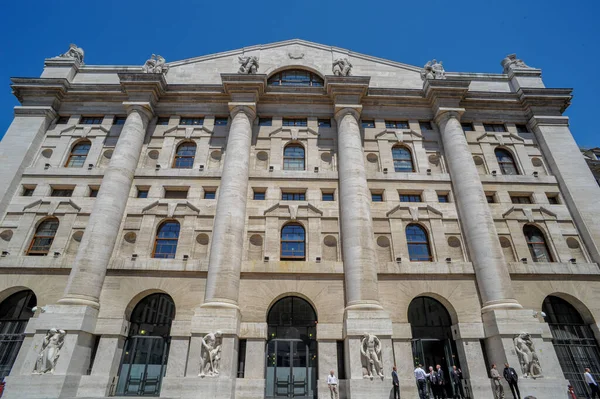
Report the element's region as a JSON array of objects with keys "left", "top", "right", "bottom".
[
  {"left": 116, "top": 336, "right": 169, "bottom": 396},
  {"left": 266, "top": 339, "right": 316, "bottom": 398}
]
